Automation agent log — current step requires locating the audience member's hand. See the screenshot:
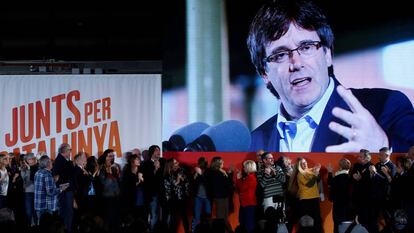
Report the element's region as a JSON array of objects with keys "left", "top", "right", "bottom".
[
  {"left": 228, "top": 163, "right": 235, "bottom": 174},
  {"left": 73, "top": 200, "right": 78, "bottom": 210},
  {"left": 381, "top": 166, "right": 390, "bottom": 175},
  {"left": 22, "top": 161, "right": 29, "bottom": 170},
  {"left": 219, "top": 168, "right": 228, "bottom": 177},
  {"left": 194, "top": 167, "right": 202, "bottom": 175},
  {"left": 138, "top": 172, "right": 144, "bottom": 182},
  {"left": 353, "top": 171, "right": 362, "bottom": 181},
  {"left": 313, "top": 164, "right": 321, "bottom": 175},
  {"left": 326, "top": 85, "right": 389, "bottom": 152},
  {"left": 154, "top": 160, "right": 160, "bottom": 171},
  {"left": 236, "top": 170, "right": 242, "bottom": 179},
  {"left": 177, "top": 172, "right": 184, "bottom": 182},
  {"left": 369, "top": 165, "right": 377, "bottom": 175},
  {"left": 327, "top": 163, "right": 333, "bottom": 173},
  {"left": 13, "top": 173, "right": 20, "bottom": 182}
]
